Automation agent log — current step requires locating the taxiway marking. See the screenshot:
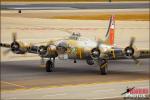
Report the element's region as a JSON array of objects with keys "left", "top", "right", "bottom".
[
  {"left": 42, "top": 89, "right": 116, "bottom": 98},
  {"left": 1, "top": 81, "right": 26, "bottom": 88},
  {"left": 1, "top": 79, "right": 148, "bottom": 93},
  {"left": 43, "top": 93, "right": 67, "bottom": 97},
  {"left": 93, "top": 89, "right": 115, "bottom": 93},
  {"left": 97, "top": 95, "right": 123, "bottom": 99}
]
